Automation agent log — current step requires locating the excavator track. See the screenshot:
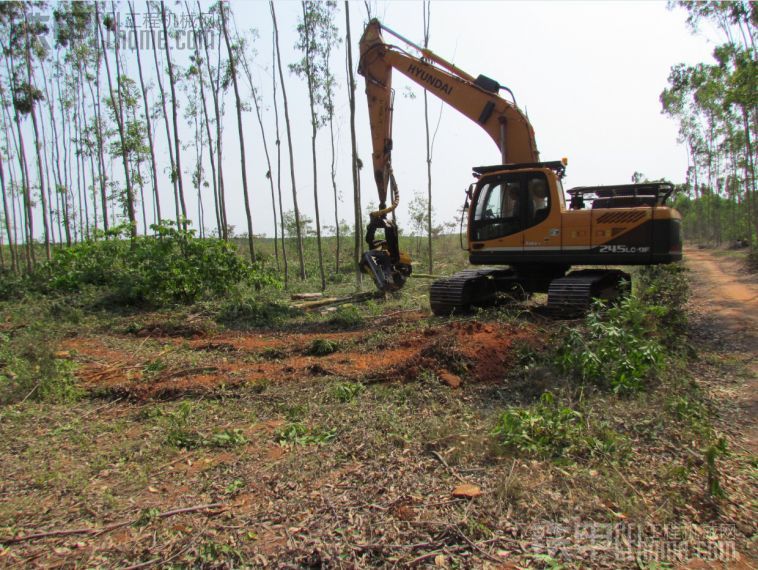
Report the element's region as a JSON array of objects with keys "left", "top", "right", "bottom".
[
  {"left": 430, "top": 268, "right": 513, "bottom": 316},
  {"left": 547, "top": 269, "right": 630, "bottom": 315}
]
